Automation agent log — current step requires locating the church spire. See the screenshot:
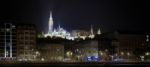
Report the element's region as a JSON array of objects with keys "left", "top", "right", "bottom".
[
  {"left": 48, "top": 11, "right": 53, "bottom": 33},
  {"left": 89, "top": 24, "right": 95, "bottom": 38},
  {"left": 59, "top": 24, "right": 61, "bottom": 29},
  {"left": 90, "top": 25, "right": 94, "bottom": 35}
]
